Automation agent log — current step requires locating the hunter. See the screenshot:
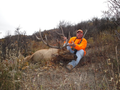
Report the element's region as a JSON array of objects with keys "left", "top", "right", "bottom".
[{"left": 63, "top": 29, "right": 87, "bottom": 70}]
